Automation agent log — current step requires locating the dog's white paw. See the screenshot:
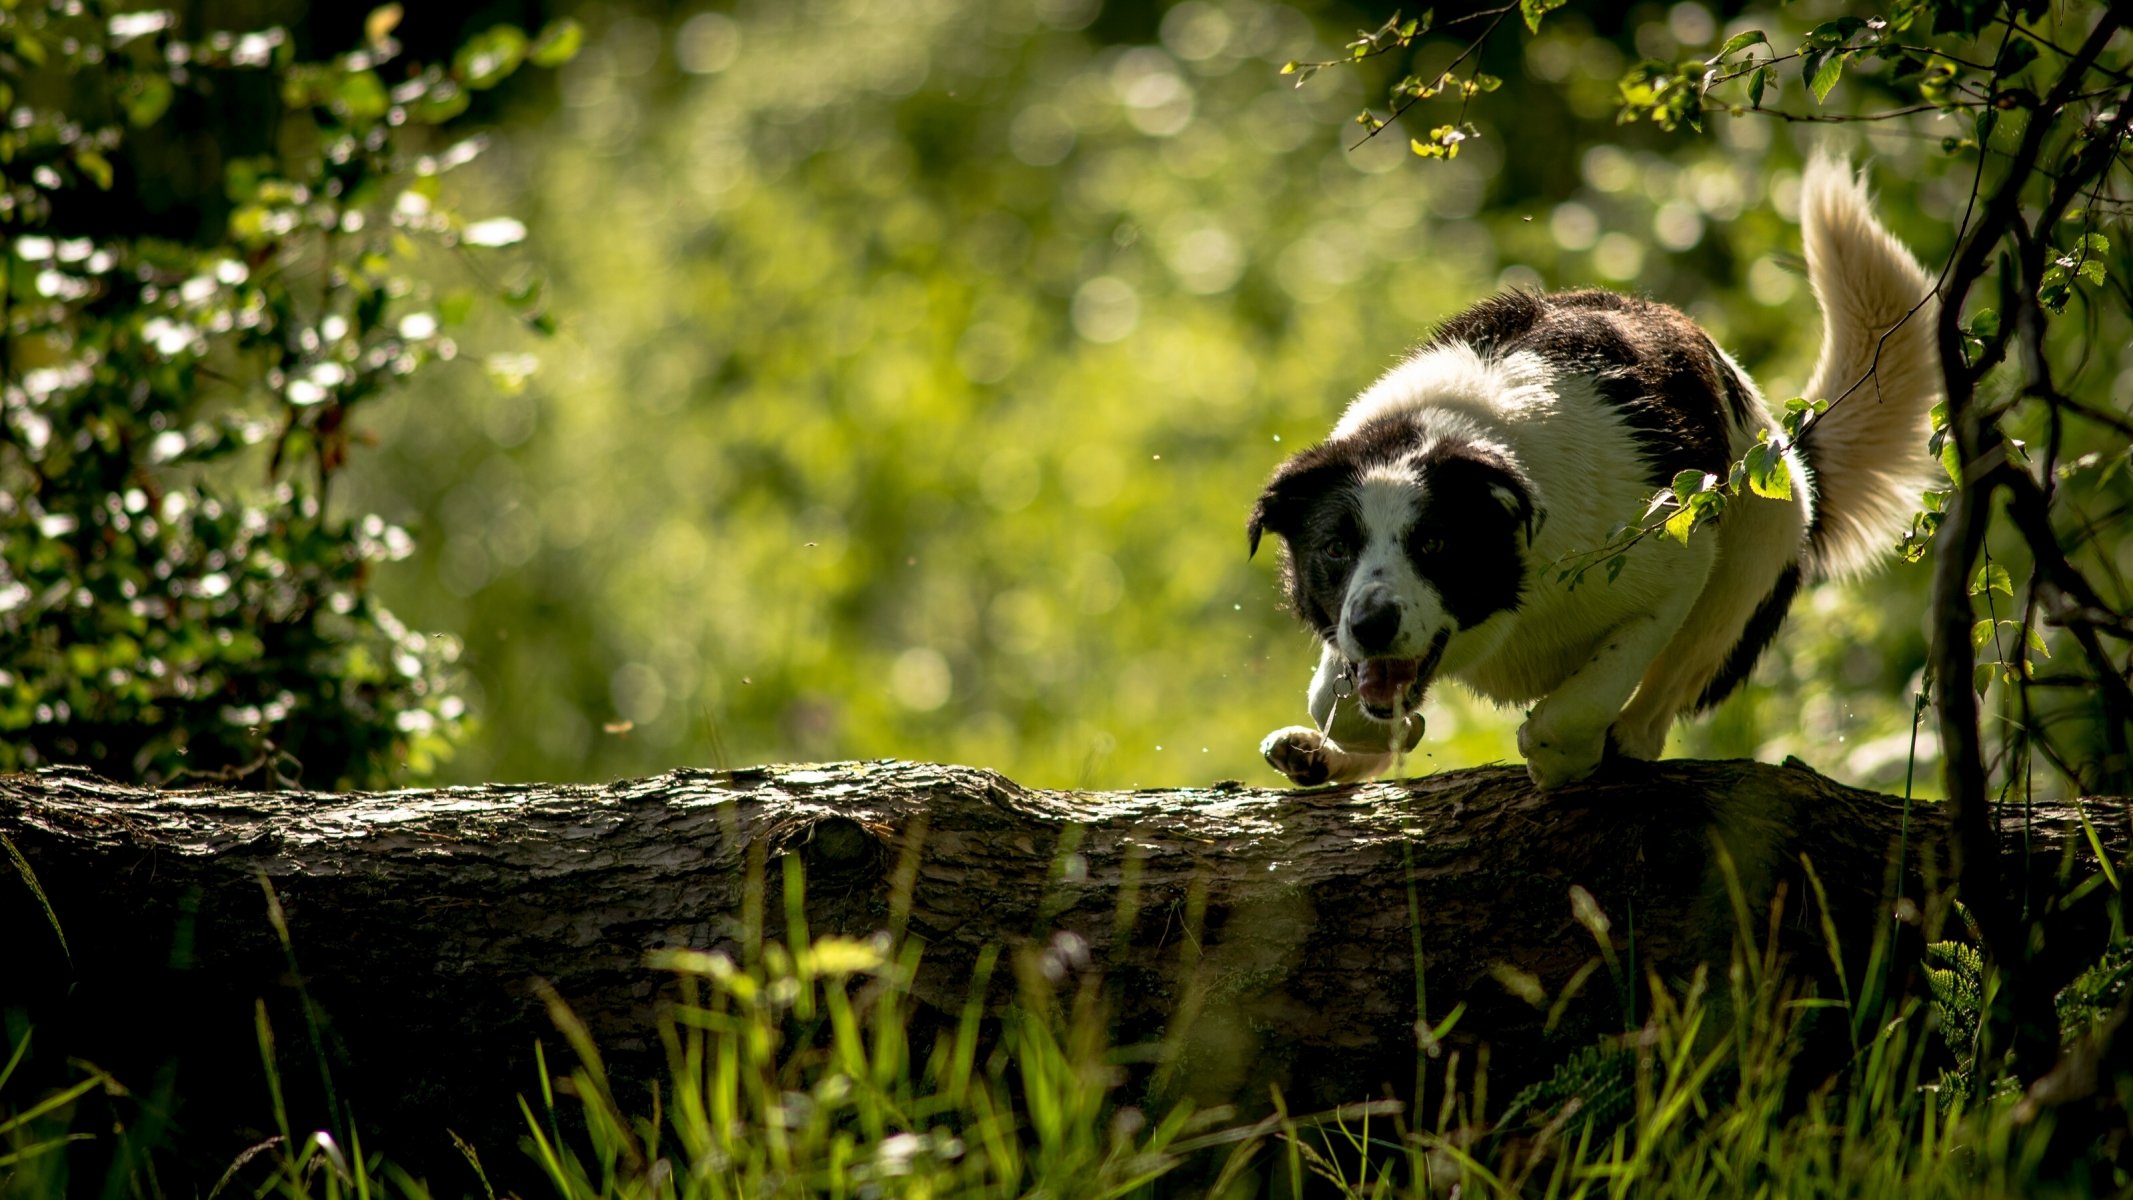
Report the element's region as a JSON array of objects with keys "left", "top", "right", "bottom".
[
  {"left": 1516, "top": 712, "right": 1607, "bottom": 791},
  {"left": 1261, "top": 725, "right": 1334, "bottom": 787}
]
